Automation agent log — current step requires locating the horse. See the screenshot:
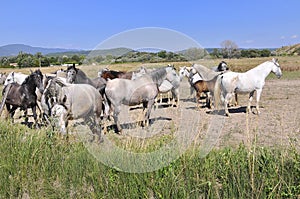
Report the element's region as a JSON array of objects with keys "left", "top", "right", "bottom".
[
  {"left": 3, "top": 71, "right": 51, "bottom": 121},
  {"left": 99, "top": 68, "right": 132, "bottom": 80},
  {"left": 42, "top": 78, "right": 103, "bottom": 140},
  {"left": 4, "top": 72, "right": 28, "bottom": 86},
  {"left": 66, "top": 64, "right": 107, "bottom": 92},
  {"left": 104, "top": 66, "right": 177, "bottom": 133},
  {"left": 179, "top": 62, "right": 230, "bottom": 108},
  {"left": 211, "top": 61, "right": 229, "bottom": 72},
  {"left": 132, "top": 66, "right": 181, "bottom": 107},
  {"left": 214, "top": 58, "right": 282, "bottom": 117},
  {"left": 0, "top": 72, "right": 7, "bottom": 84},
  {"left": 156, "top": 70, "right": 182, "bottom": 108},
  {"left": 2, "top": 70, "right": 44, "bottom": 127}
]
